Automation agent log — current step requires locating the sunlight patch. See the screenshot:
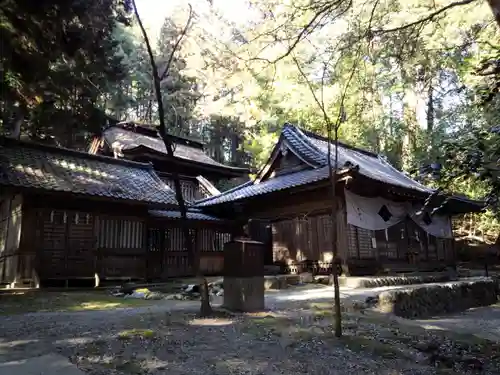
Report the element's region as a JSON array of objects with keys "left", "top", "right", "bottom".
[{"left": 188, "top": 318, "right": 234, "bottom": 326}]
